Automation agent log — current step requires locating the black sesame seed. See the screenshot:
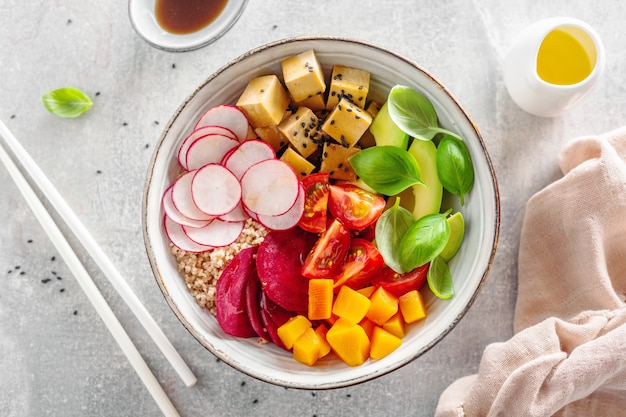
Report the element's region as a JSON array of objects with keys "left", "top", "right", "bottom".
[
  {"left": 60, "top": 288, "right": 65, "bottom": 293},
  {"left": 302, "top": 143, "right": 307, "bottom": 148},
  {"left": 344, "top": 167, "right": 349, "bottom": 172},
  {"left": 330, "top": 120, "right": 335, "bottom": 125},
  {"left": 329, "top": 170, "right": 335, "bottom": 175},
  {"left": 300, "top": 171, "right": 306, "bottom": 176},
  {"left": 338, "top": 163, "right": 343, "bottom": 168},
  {"left": 241, "top": 381, "right": 246, "bottom": 387},
  {"left": 331, "top": 91, "right": 336, "bottom": 97},
  {"left": 358, "top": 85, "right": 363, "bottom": 90},
  {"left": 260, "top": 89, "right": 265, "bottom": 93},
  {"left": 301, "top": 122, "right": 306, "bottom": 128},
  {"left": 355, "top": 115, "right": 361, "bottom": 120},
  {"left": 51, "top": 256, "right": 56, "bottom": 261}
]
